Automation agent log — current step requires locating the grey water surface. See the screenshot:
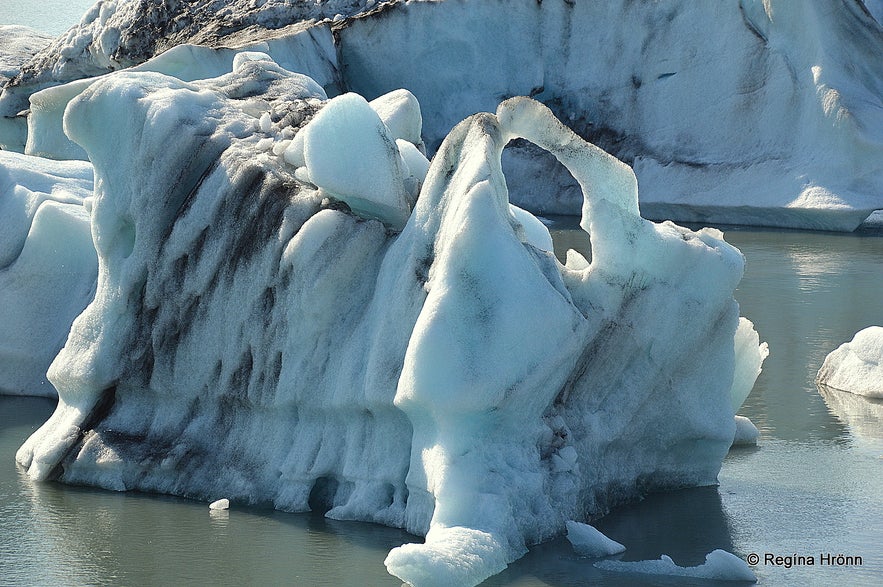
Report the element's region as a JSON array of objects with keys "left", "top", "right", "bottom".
[
  {"left": 0, "top": 0, "right": 96, "bottom": 36},
  {"left": 2, "top": 223, "right": 881, "bottom": 586}
]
